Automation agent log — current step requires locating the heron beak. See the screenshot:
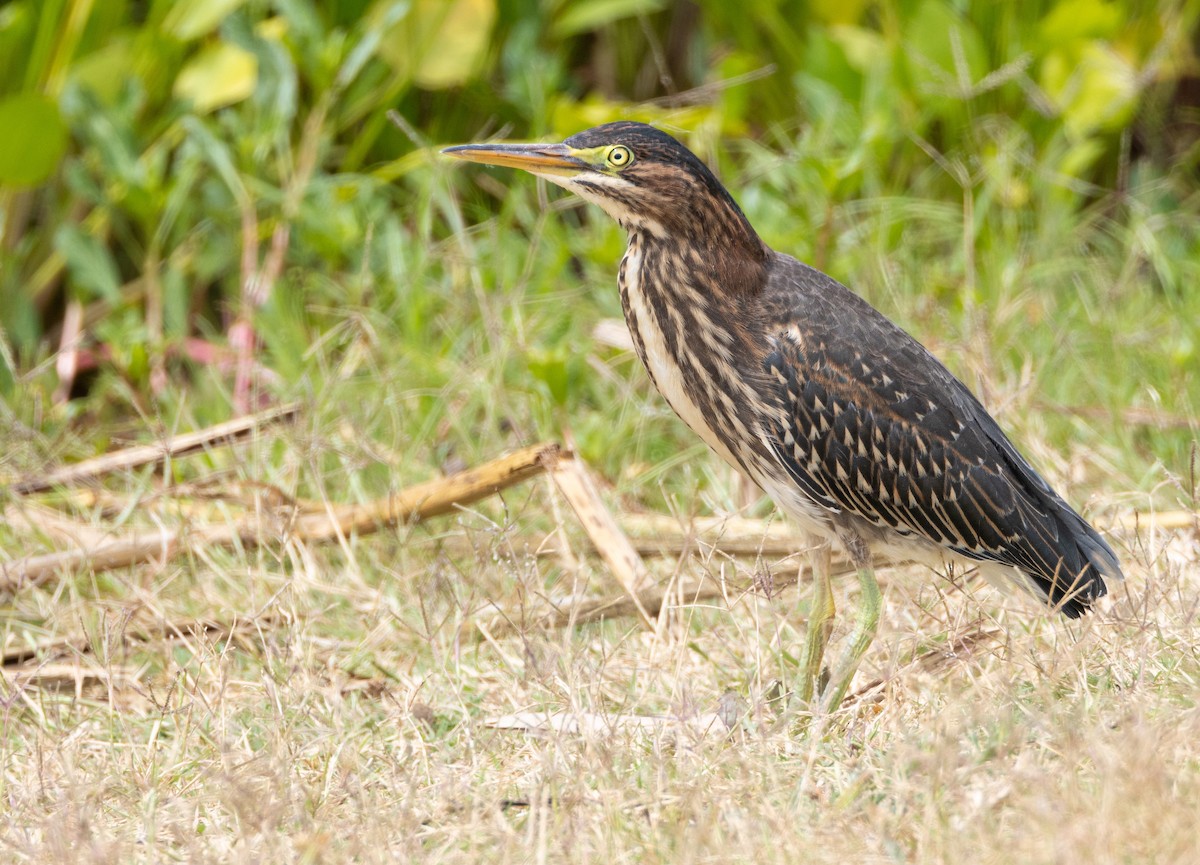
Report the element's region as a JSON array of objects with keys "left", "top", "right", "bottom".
[{"left": 441, "top": 142, "right": 586, "bottom": 177}]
